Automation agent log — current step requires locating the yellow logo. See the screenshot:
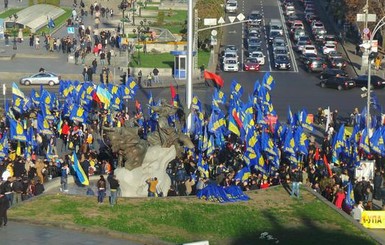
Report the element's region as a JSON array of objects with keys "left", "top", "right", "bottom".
[
  {"left": 112, "top": 86, "right": 118, "bottom": 94},
  {"left": 76, "top": 107, "right": 84, "bottom": 117},
  {"left": 44, "top": 119, "right": 49, "bottom": 129},
  {"left": 16, "top": 123, "right": 23, "bottom": 134},
  {"left": 45, "top": 96, "right": 51, "bottom": 104}
]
